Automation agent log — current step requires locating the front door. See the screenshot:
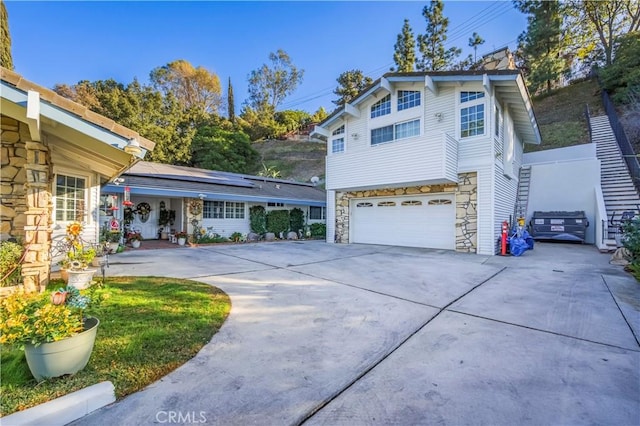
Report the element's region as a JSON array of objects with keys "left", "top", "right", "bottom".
[{"left": 131, "top": 198, "right": 165, "bottom": 240}]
